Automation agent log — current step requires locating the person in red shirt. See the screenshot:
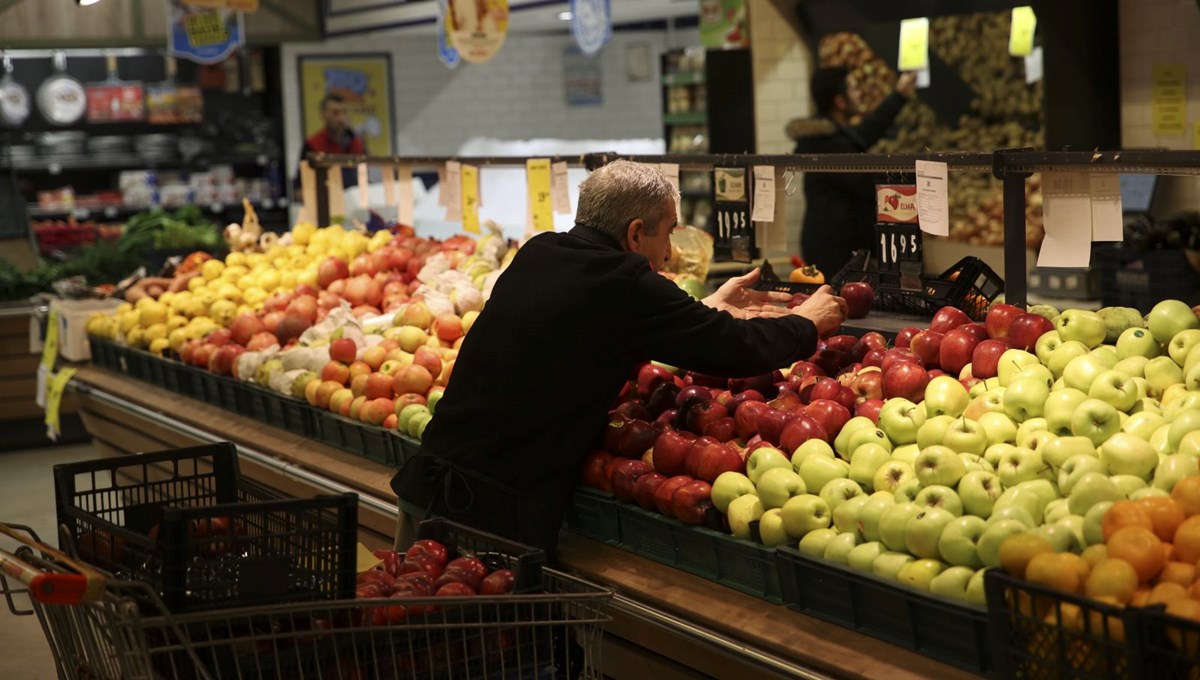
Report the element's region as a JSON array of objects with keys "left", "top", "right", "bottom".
[{"left": 298, "top": 93, "right": 365, "bottom": 188}]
